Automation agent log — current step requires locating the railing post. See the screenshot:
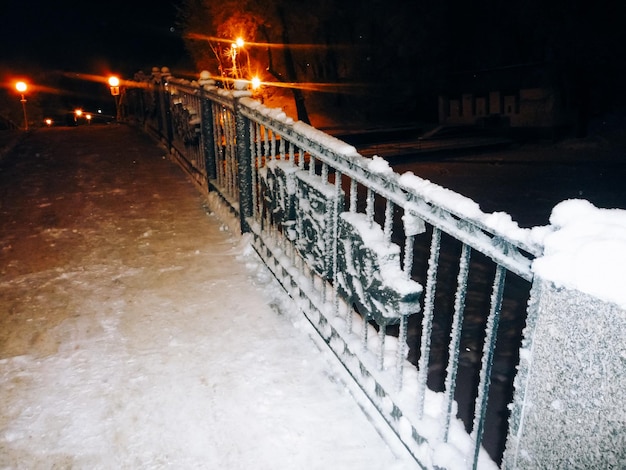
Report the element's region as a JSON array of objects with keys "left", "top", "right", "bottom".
[
  {"left": 234, "top": 89, "right": 253, "bottom": 233},
  {"left": 198, "top": 72, "right": 217, "bottom": 180},
  {"left": 159, "top": 67, "right": 173, "bottom": 150},
  {"left": 503, "top": 277, "right": 626, "bottom": 469}
]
